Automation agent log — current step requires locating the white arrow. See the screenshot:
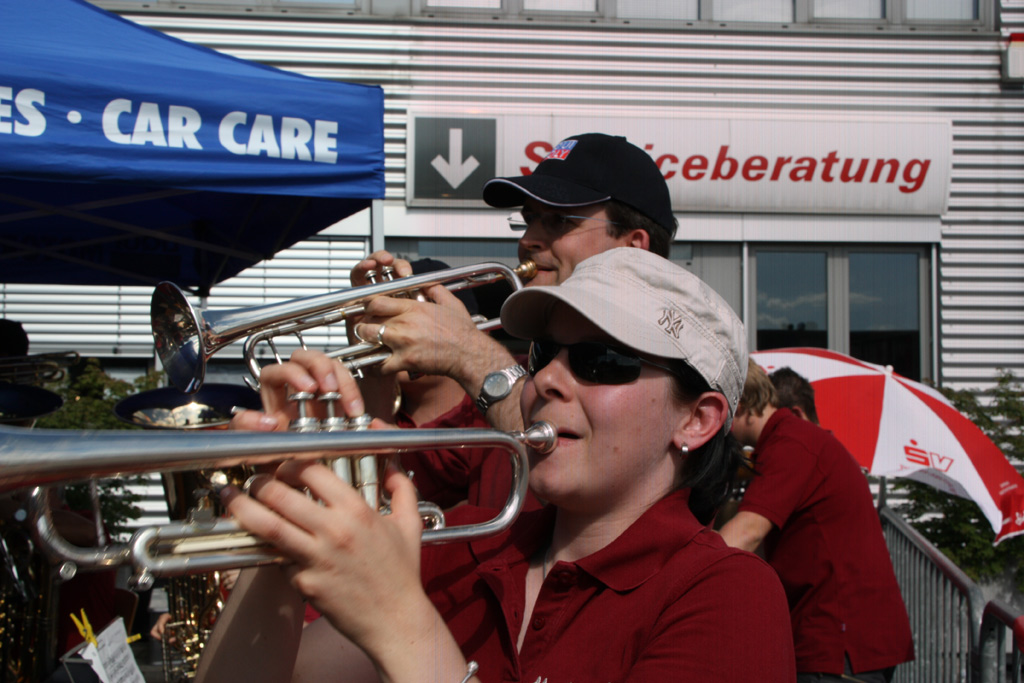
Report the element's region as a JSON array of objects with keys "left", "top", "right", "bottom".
[{"left": 431, "top": 128, "right": 480, "bottom": 189}]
